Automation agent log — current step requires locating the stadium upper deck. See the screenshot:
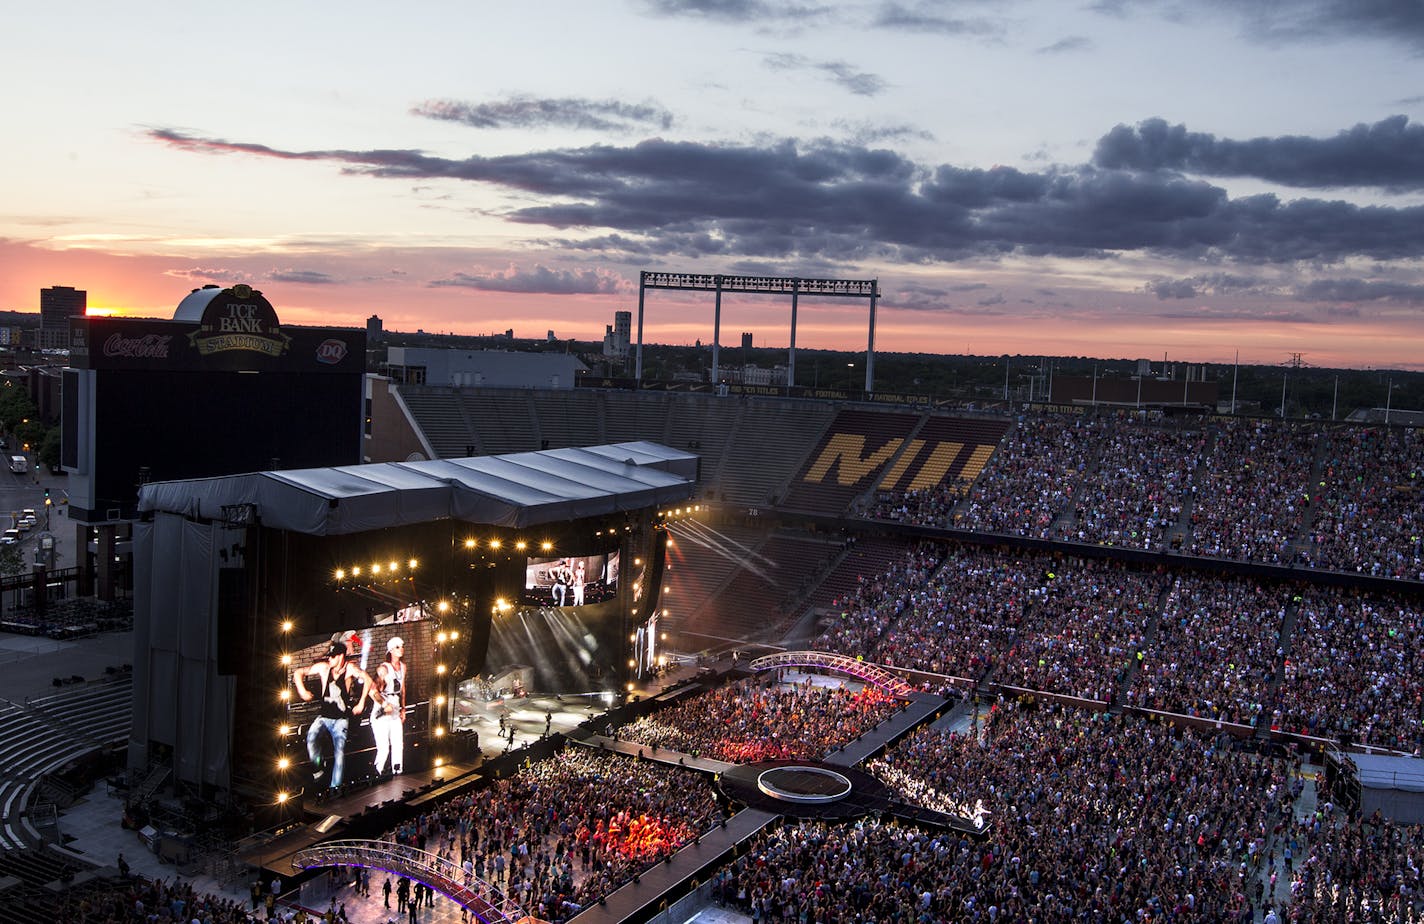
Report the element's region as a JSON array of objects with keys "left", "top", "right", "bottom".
[{"left": 396, "top": 387, "right": 1422, "bottom": 583}]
